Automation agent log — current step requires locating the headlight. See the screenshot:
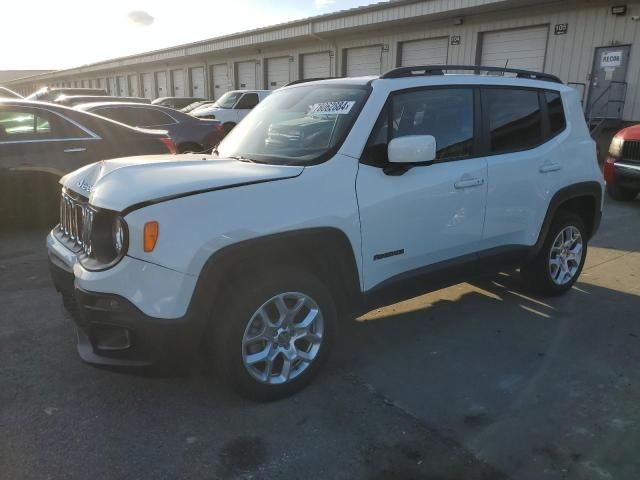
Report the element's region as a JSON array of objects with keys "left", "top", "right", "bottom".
[
  {"left": 112, "top": 216, "right": 126, "bottom": 255},
  {"left": 79, "top": 210, "right": 128, "bottom": 271},
  {"left": 609, "top": 135, "right": 624, "bottom": 159}
]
